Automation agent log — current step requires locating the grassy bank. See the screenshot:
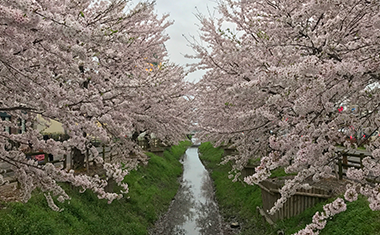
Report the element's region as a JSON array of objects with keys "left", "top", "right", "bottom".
[
  {"left": 276, "top": 195, "right": 380, "bottom": 235},
  {"left": 198, "top": 142, "right": 380, "bottom": 235},
  {"left": 0, "top": 141, "right": 191, "bottom": 235}
]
